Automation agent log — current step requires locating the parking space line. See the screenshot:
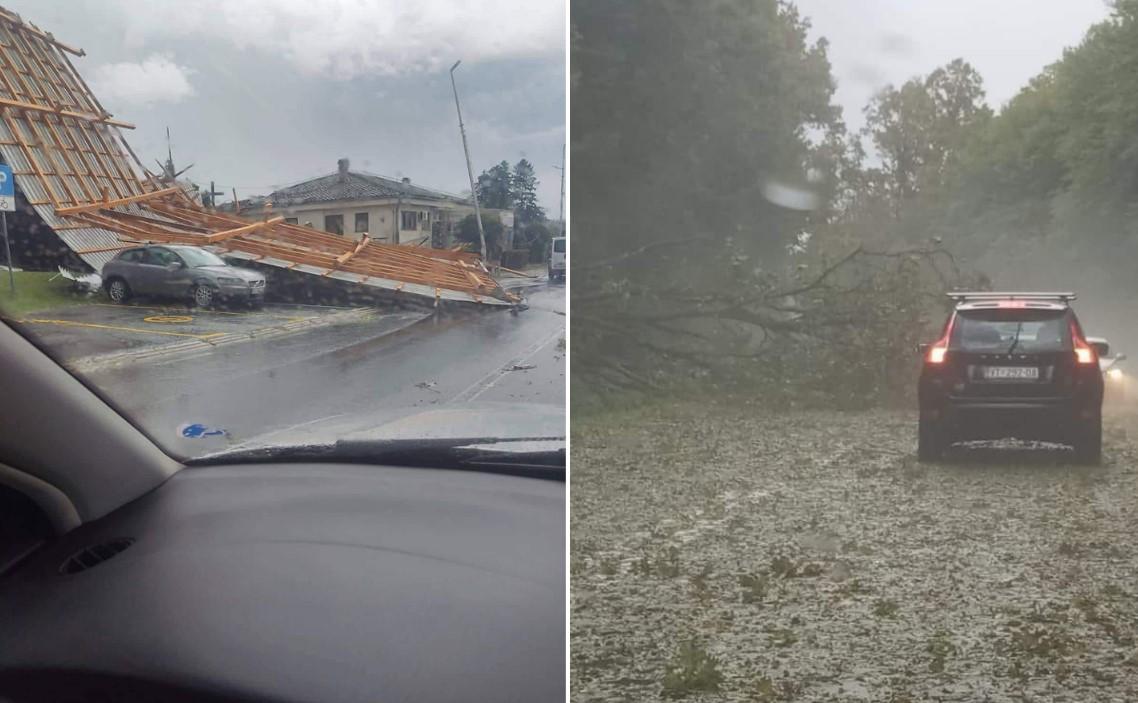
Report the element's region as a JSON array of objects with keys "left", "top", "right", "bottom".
[
  {"left": 17, "top": 317, "right": 227, "bottom": 340},
  {"left": 91, "top": 302, "right": 245, "bottom": 316}
]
